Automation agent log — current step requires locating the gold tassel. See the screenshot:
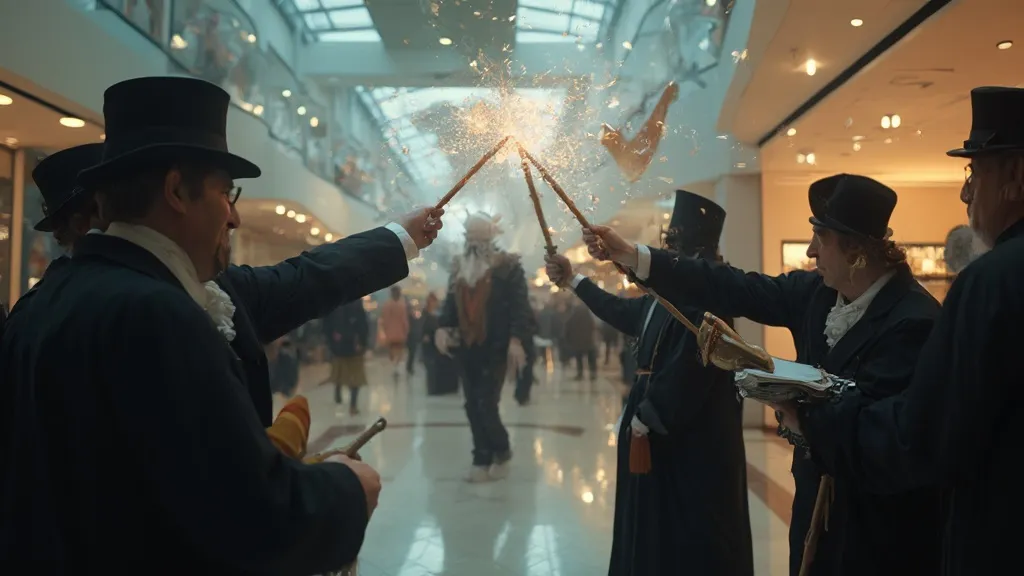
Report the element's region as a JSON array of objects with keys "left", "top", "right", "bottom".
[{"left": 629, "top": 433, "right": 652, "bottom": 474}]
